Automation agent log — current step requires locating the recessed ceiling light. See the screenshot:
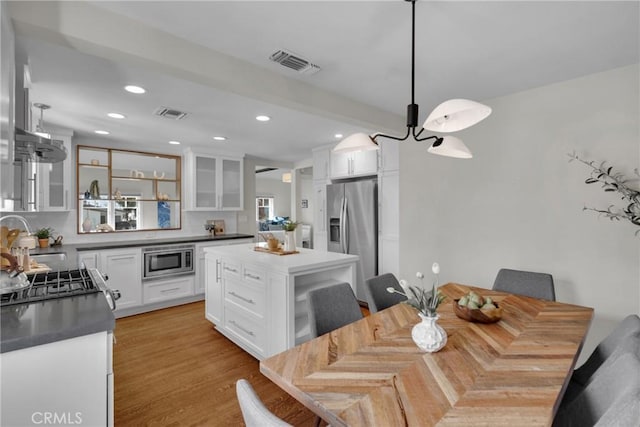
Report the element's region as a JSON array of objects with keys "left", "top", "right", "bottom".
[
  {"left": 124, "top": 85, "right": 146, "bottom": 94},
  {"left": 334, "top": 133, "right": 343, "bottom": 139},
  {"left": 94, "top": 130, "right": 110, "bottom": 135},
  {"left": 213, "top": 136, "right": 227, "bottom": 141},
  {"left": 256, "top": 115, "right": 270, "bottom": 122},
  {"left": 107, "top": 112, "right": 126, "bottom": 119},
  {"left": 168, "top": 140, "right": 181, "bottom": 145}
]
